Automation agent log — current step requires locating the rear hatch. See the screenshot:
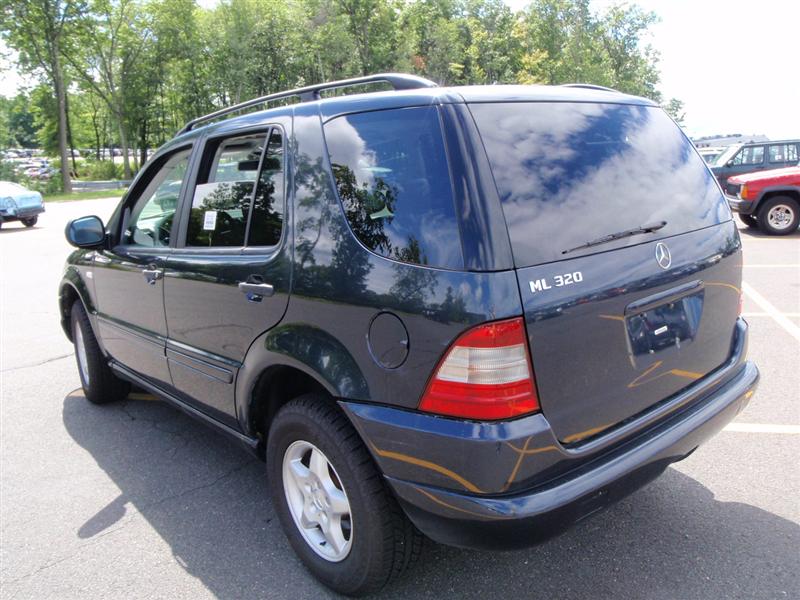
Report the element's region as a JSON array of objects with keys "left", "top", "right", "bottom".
[{"left": 470, "top": 101, "right": 740, "bottom": 444}]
